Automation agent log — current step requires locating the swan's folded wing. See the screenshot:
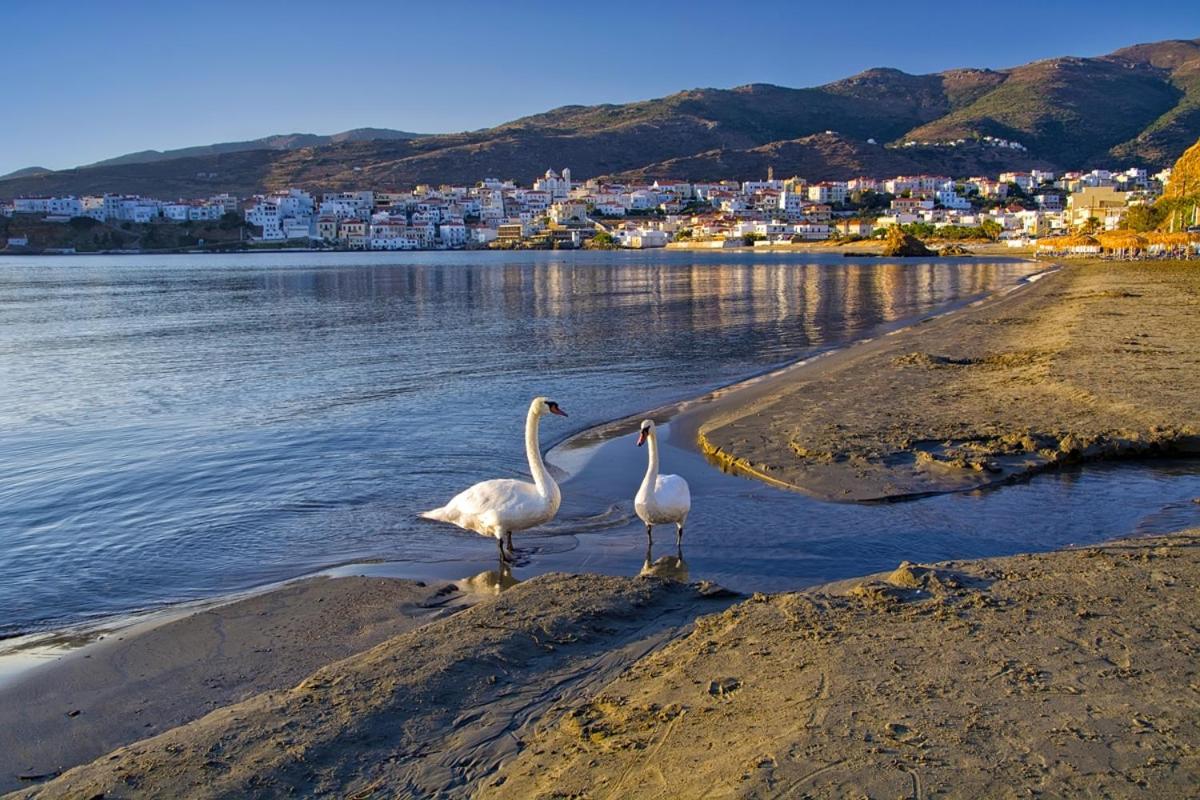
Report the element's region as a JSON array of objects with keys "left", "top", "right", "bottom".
[
  {"left": 654, "top": 474, "right": 691, "bottom": 514},
  {"left": 425, "top": 478, "right": 549, "bottom": 534}
]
